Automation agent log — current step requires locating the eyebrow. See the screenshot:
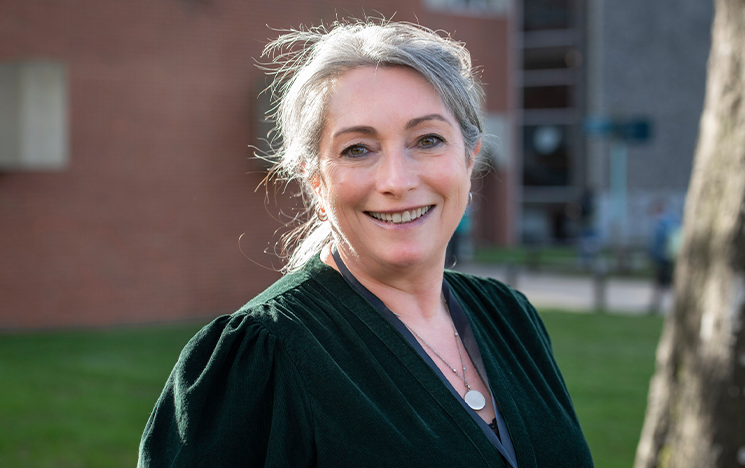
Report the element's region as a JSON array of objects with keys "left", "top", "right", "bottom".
[
  {"left": 333, "top": 126, "right": 377, "bottom": 138},
  {"left": 332, "top": 114, "right": 452, "bottom": 139},
  {"left": 405, "top": 114, "right": 452, "bottom": 130}
]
